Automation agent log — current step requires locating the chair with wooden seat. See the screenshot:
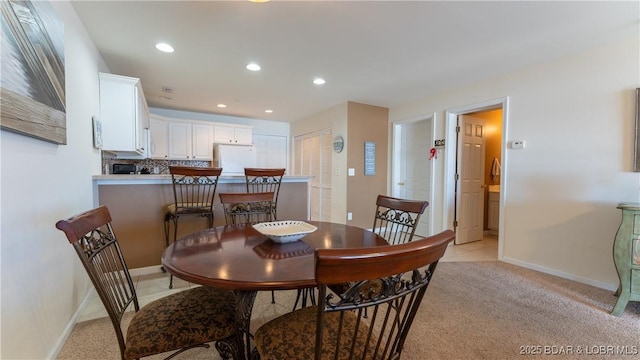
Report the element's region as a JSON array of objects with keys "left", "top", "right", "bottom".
[
  {"left": 372, "top": 194, "right": 429, "bottom": 245},
  {"left": 328, "top": 194, "right": 429, "bottom": 299},
  {"left": 56, "top": 205, "right": 241, "bottom": 360},
  {"left": 164, "top": 166, "right": 222, "bottom": 288},
  {"left": 253, "top": 230, "right": 455, "bottom": 360},
  {"left": 219, "top": 191, "right": 275, "bottom": 225},
  {"left": 219, "top": 191, "right": 281, "bottom": 308},
  {"left": 244, "top": 168, "right": 285, "bottom": 220}
]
